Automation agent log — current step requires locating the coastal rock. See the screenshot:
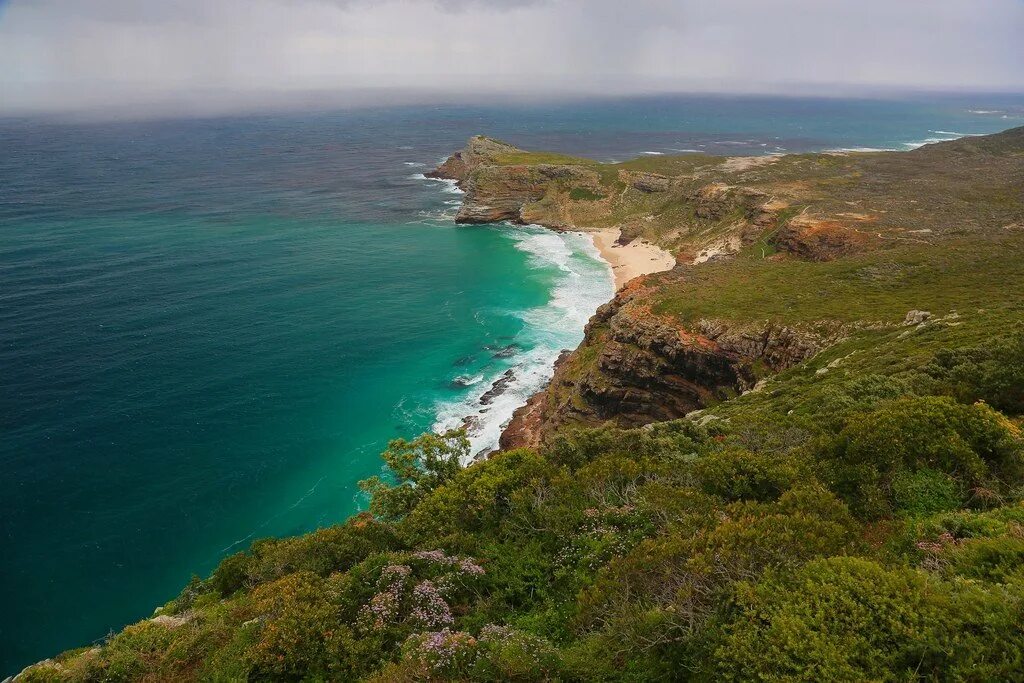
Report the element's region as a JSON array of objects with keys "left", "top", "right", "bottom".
[
  {"left": 450, "top": 374, "right": 481, "bottom": 388},
  {"left": 688, "top": 183, "right": 775, "bottom": 225},
  {"left": 491, "top": 344, "right": 519, "bottom": 359},
  {"left": 480, "top": 369, "right": 515, "bottom": 406},
  {"left": 426, "top": 135, "right": 522, "bottom": 186},
  {"left": 621, "top": 170, "right": 672, "bottom": 193},
  {"left": 774, "top": 214, "right": 878, "bottom": 261},
  {"left": 150, "top": 613, "right": 192, "bottom": 629},
  {"left": 501, "top": 284, "right": 833, "bottom": 446},
  {"left": 460, "top": 414, "right": 483, "bottom": 433},
  {"left": 501, "top": 350, "right": 572, "bottom": 451},
  {"left": 455, "top": 164, "right": 600, "bottom": 224}
]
